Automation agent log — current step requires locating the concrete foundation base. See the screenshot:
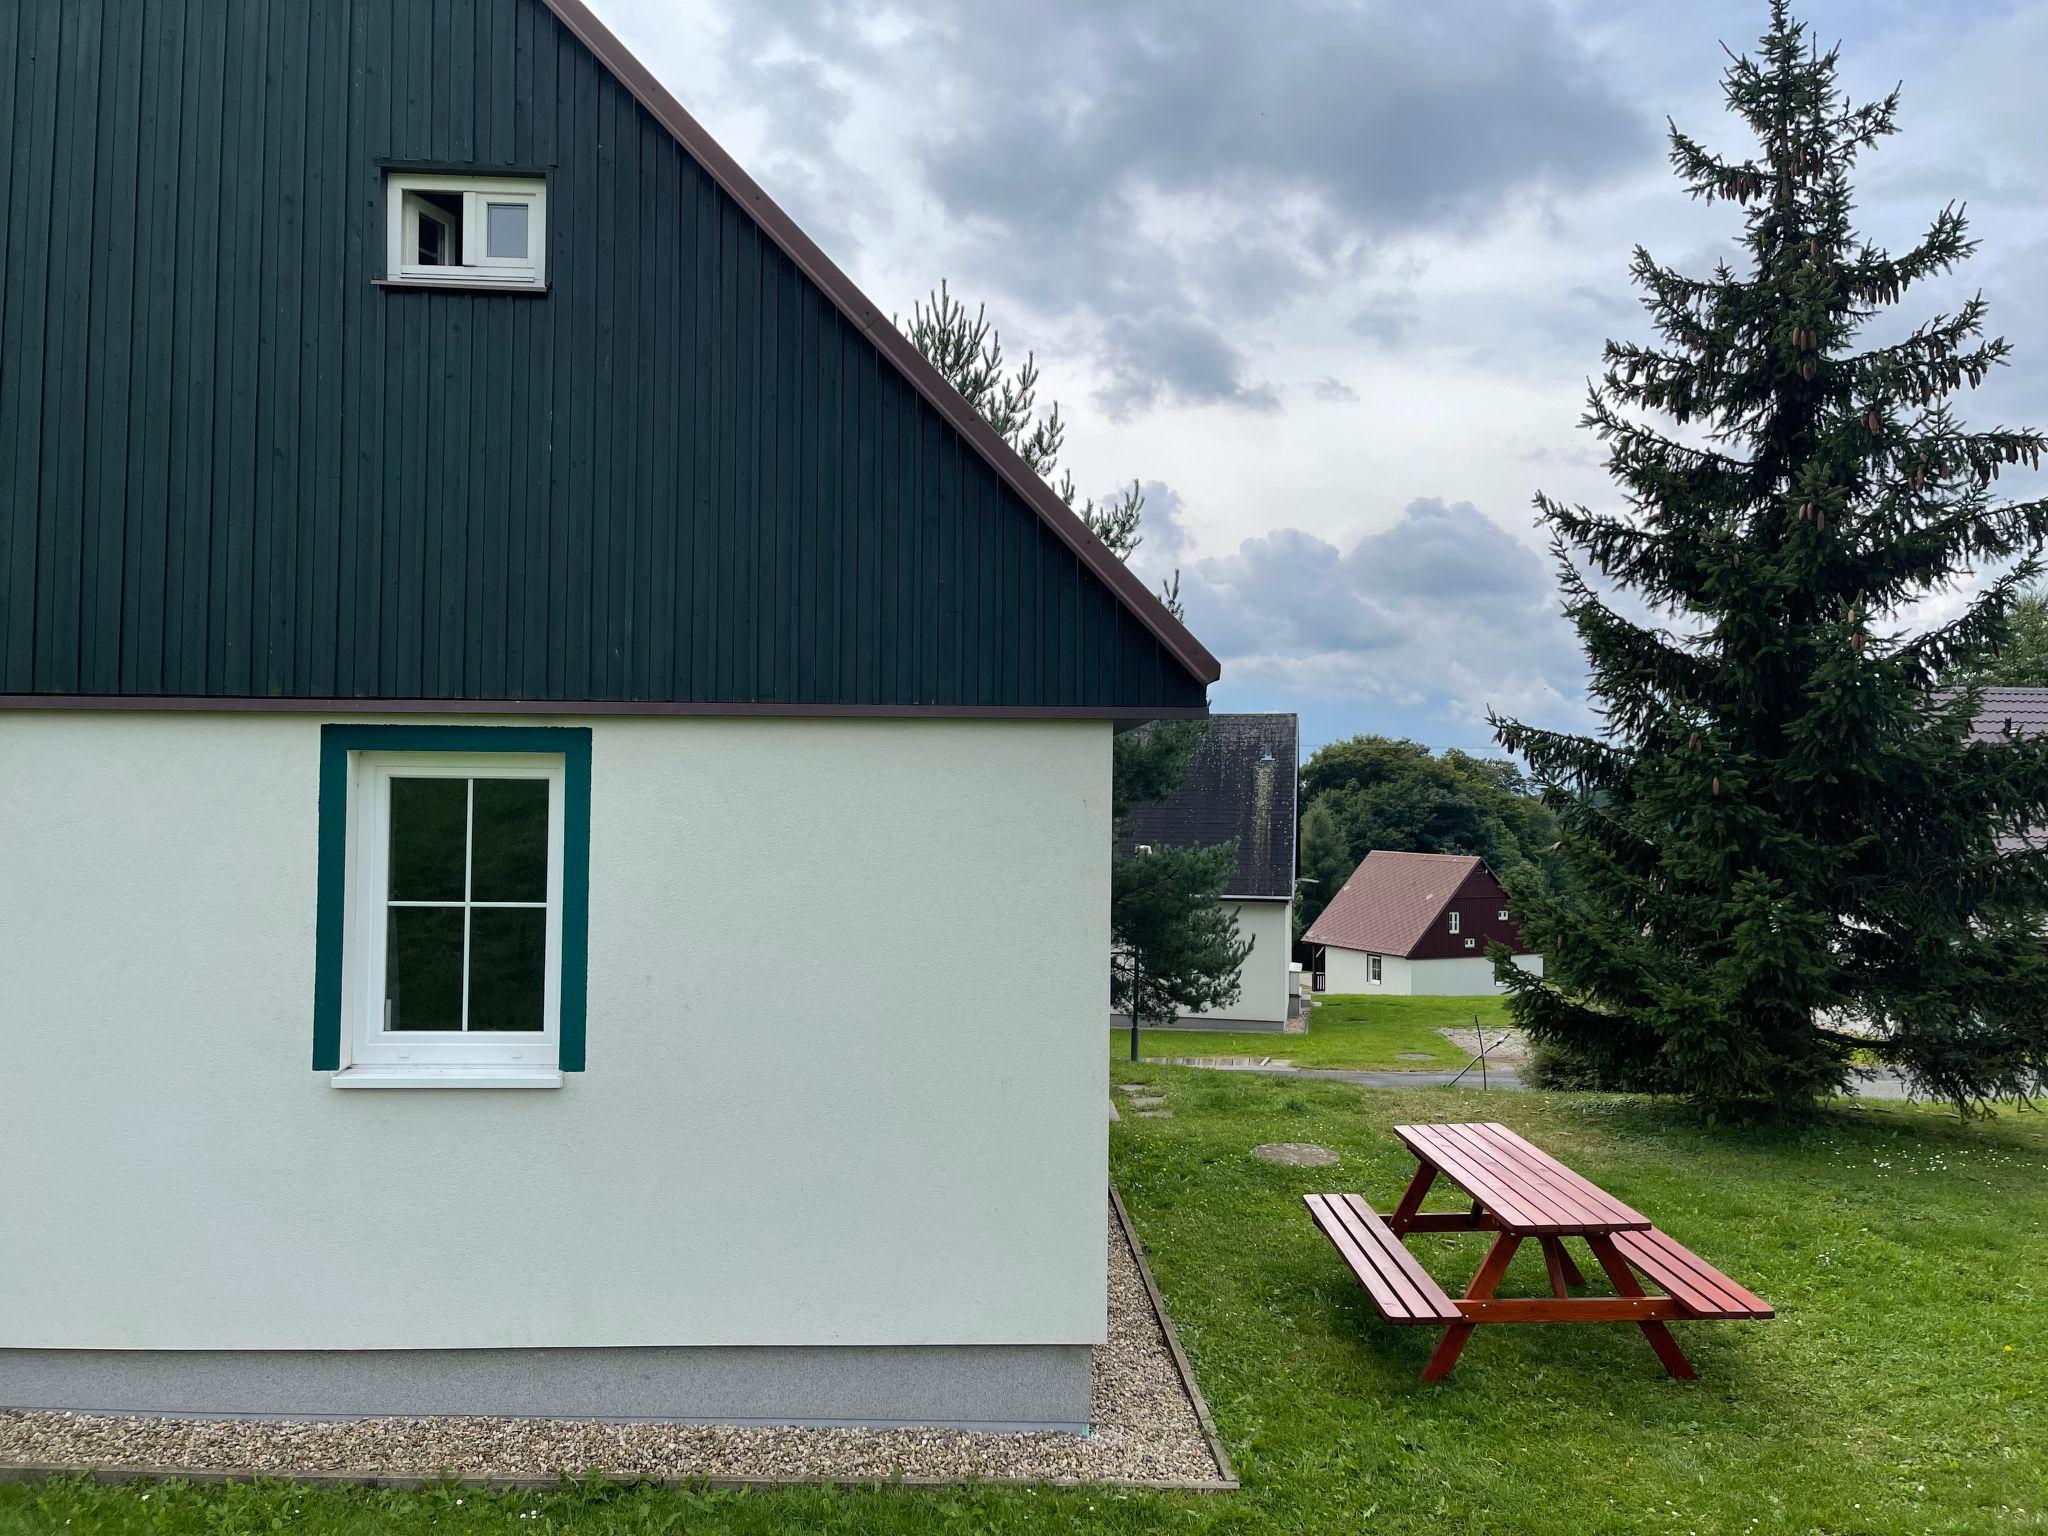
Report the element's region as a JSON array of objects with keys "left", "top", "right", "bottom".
[{"left": 0, "top": 1345, "right": 1095, "bottom": 1432}]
